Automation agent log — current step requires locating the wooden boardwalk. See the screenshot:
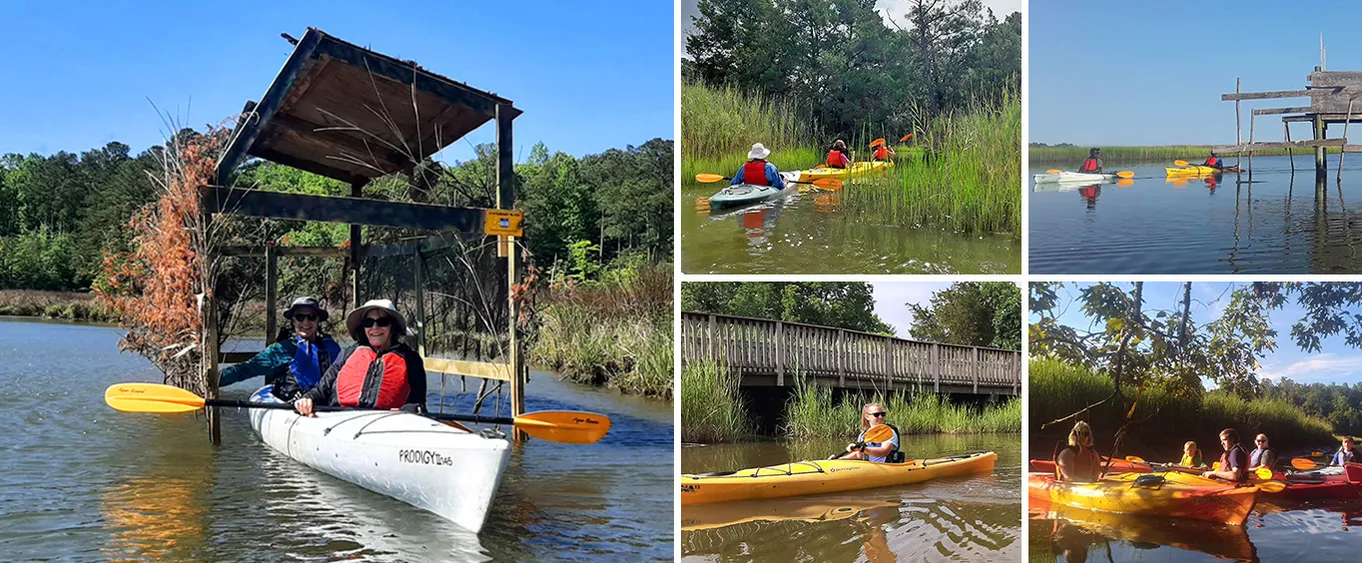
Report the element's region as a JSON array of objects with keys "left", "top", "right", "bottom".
[{"left": 681, "top": 312, "right": 1020, "bottom": 396}]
